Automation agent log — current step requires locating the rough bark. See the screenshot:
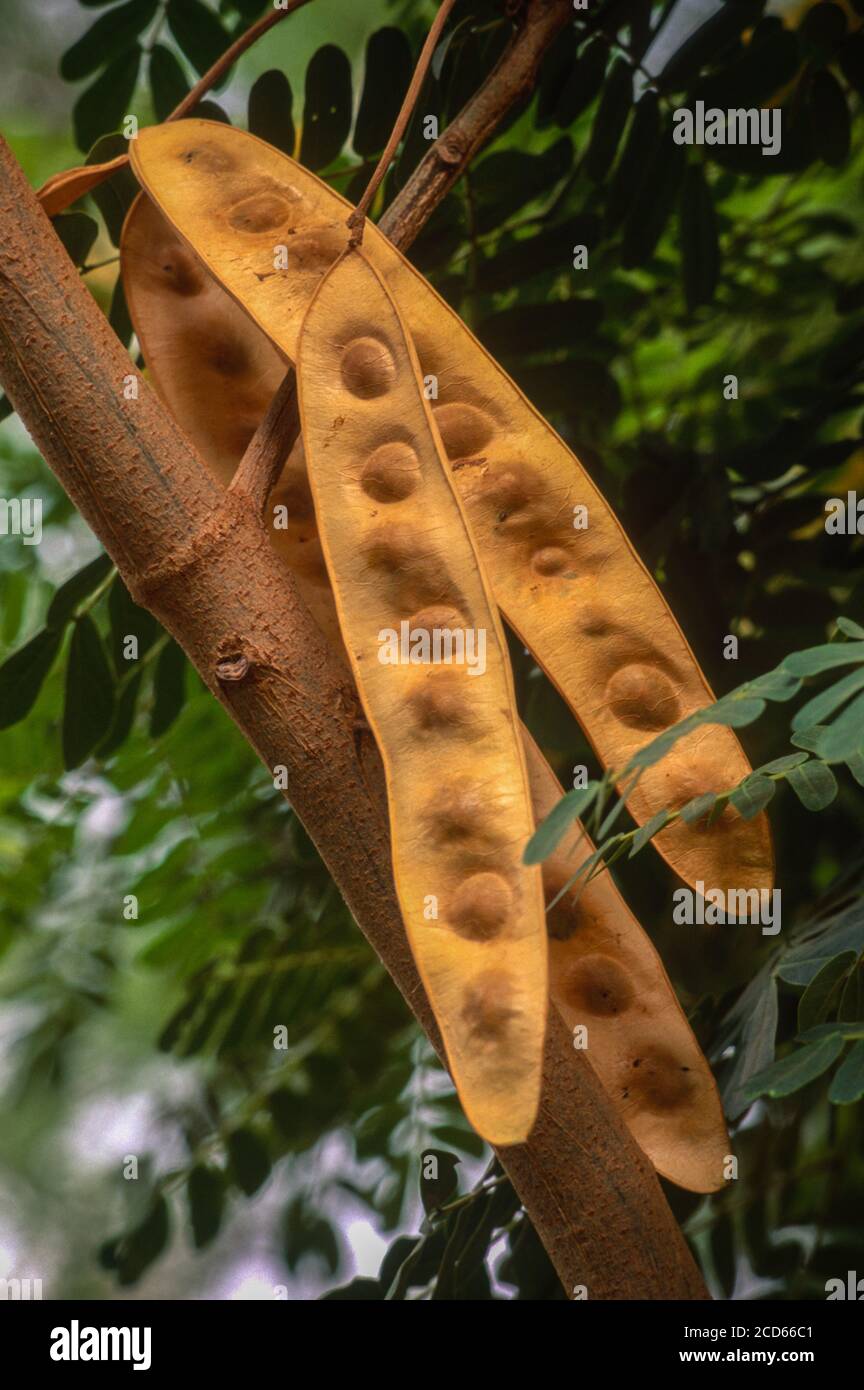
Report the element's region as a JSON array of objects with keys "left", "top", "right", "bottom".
[{"left": 0, "top": 133, "right": 706, "bottom": 1300}]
